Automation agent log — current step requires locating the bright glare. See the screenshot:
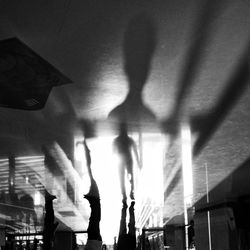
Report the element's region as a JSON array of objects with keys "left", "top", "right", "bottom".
[
  {"left": 76, "top": 233, "right": 88, "bottom": 246},
  {"left": 74, "top": 133, "right": 165, "bottom": 244},
  {"left": 34, "top": 191, "right": 41, "bottom": 206},
  {"left": 135, "top": 133, "right": 164, "bottom": 229},
  {"left": 181, "top": 123, "right": 193, "bottom": 206},
  {"left": 84, "top": 136, "right": 121, "bottom": 244},
  {"left": 74, "top": 140, "right": 90, "bottom": 200},
  {"left": 181, "top": 123, "right": 193, "bottom": 250},
  {"left": 74, "top": 142, "right": 85, "bottom": 162}
]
